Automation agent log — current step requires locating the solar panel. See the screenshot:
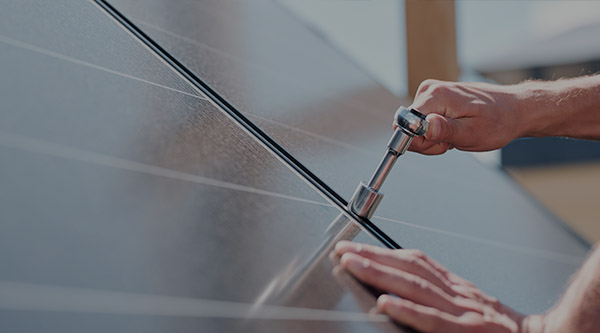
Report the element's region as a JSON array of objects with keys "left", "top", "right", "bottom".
[
  {"left": 0, "top": 0, "right": 402, "bottom": 331},
  {"left": 106, "top": 0, "right": 588, "bottom": 313},
  {"left": 0, "top": 0, "right": 590, "bottom": 331}
]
